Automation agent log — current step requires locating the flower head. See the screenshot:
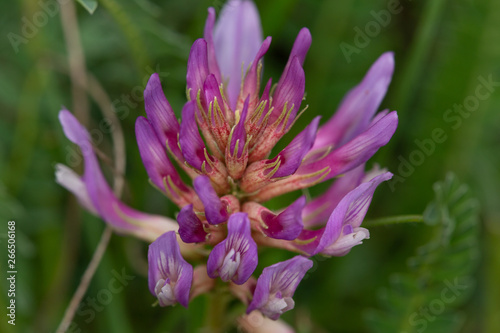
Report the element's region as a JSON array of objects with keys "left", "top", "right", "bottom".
[{"left": 56, "top": 0, "right": 398, "bottom": 323}]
